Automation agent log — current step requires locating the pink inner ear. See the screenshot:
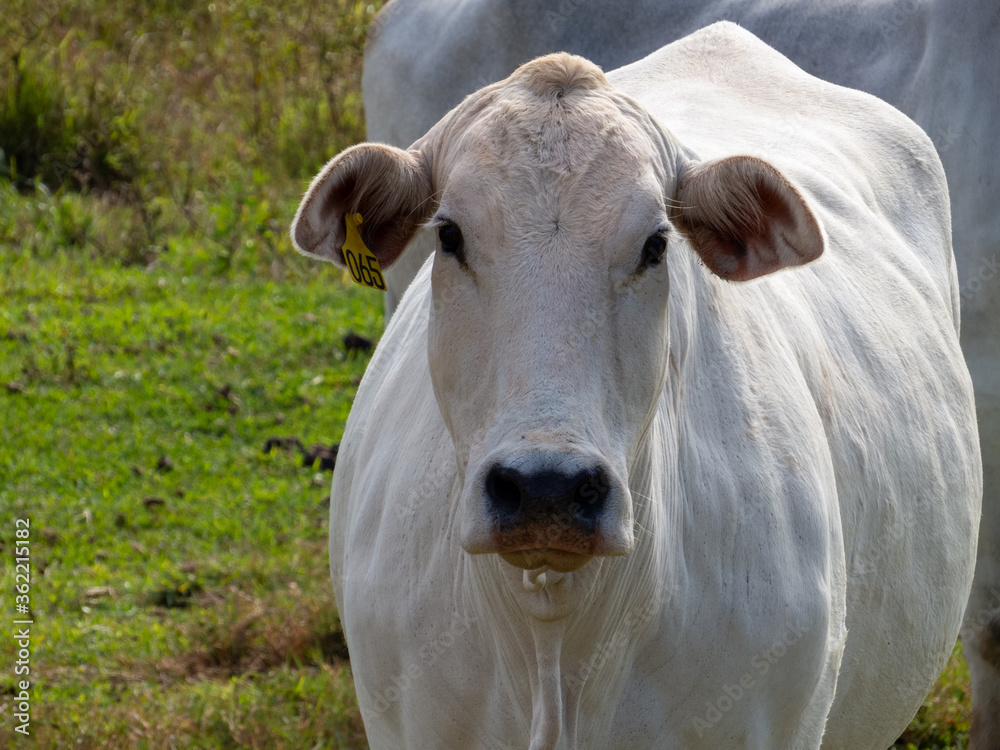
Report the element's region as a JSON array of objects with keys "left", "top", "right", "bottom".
[
  {"left": 291, "top": 143, "right": 435, "bottom": 270},
  {"left": 675, "top": 156, "right": 824, "bottom": 282},
  {"left": 291, "top": 156, "right": 354, "bottom": 266}
]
